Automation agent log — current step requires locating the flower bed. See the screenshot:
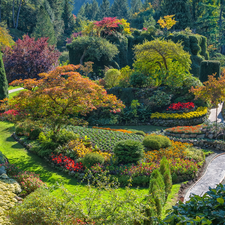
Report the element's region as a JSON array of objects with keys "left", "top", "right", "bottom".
[
  {"left": 166, "top": 102, "right": 195, "bottom": 112},
  {"left": 12, "top": 125, "right": 205, "bottom": 187},
  {"left": 151, "top": 107, "right": 207, "bottom": 119},
  {"left": 165, "top": 125, "right": 203, "bottom": 134}
]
